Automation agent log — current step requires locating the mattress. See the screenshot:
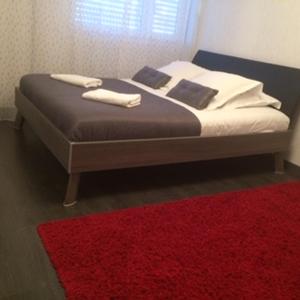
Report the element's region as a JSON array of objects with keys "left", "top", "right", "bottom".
[
  {"left": 125, "top": 79, "right": 290, "bottom": 137},
  {"left": 19, "top": 74, "right": 289, "bottom": 143}
]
